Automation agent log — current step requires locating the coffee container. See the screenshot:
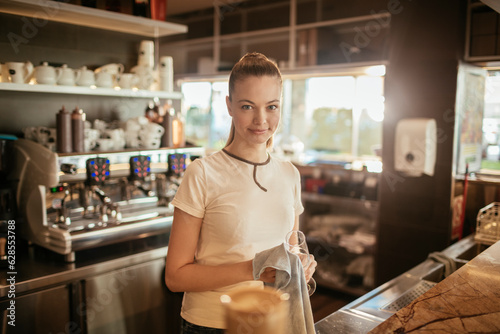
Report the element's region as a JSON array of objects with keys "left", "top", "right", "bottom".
[
  {"left": 161, "top": 101, "right": 174, "bottom": 148},
  {"left": 56, "top": 106, "right": 72, "bottom": 153},
  {"left": 71, "top": 107, "right": 85, "bottom": 152}
]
